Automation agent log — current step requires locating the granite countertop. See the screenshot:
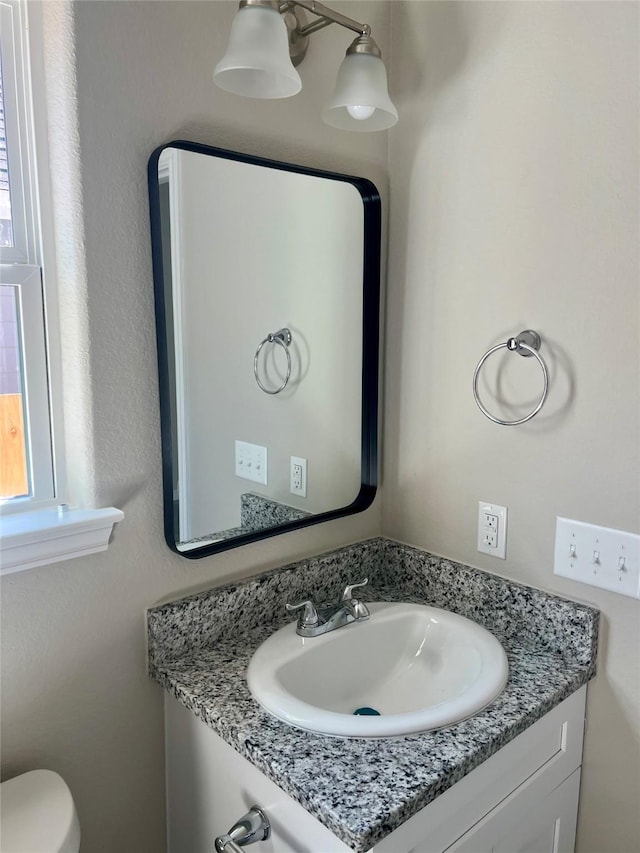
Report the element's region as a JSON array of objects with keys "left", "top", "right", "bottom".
[{"left": 147, "top": 538, "right": 599, "bottom": 852}]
